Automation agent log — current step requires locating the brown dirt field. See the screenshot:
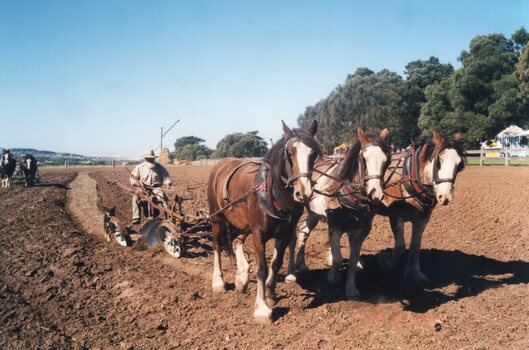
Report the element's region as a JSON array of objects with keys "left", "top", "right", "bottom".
[{"left": 1, "top": 165, "right": 528, "bottom": 349}]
